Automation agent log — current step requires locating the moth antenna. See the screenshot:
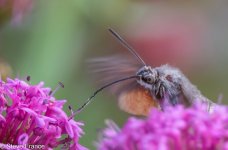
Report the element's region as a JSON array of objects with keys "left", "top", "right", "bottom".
[
  {"left": 108, "top": 28, "right": 146, "bottom": 66},
  {"left": 68, "top": 75, "right": 138, "bottom": 120}
]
